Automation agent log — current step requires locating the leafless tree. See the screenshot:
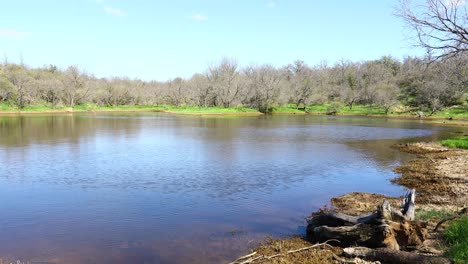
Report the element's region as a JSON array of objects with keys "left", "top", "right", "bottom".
[
  {"left": 206, "top": 58, "right": 242, "bottom": 108},
  {"left": 3, "top": 64, "right": 32, "bottom": 108},
  {"left": 285, "top": 60, "right": 314, "bottom": 108},
  {"left": 166, "top": 77, "right": 189, "bottom": 107},
  {"left": 244, "top": 64, "right": 281, "bottom": 113},
  {"left": 61, "top": 65, "right": 89, "bottom": 107},
  {"left": 189, "top": 73, "right": 213, "bottom": 107},
  {"left": 398, "top": 0, "right": 468, "bottom": 60},
  {"left": 374, "top": 82, "right": 401, "bottom": 114}
]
